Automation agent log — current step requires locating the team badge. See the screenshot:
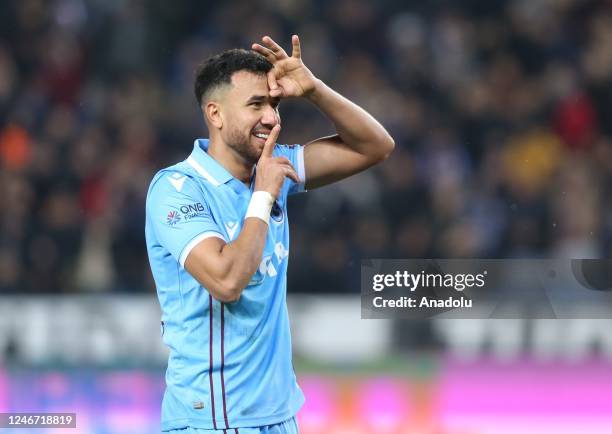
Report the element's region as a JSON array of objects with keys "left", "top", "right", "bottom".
[{"left": 271, "top": 201, "right": 283, "bottom": 223}]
